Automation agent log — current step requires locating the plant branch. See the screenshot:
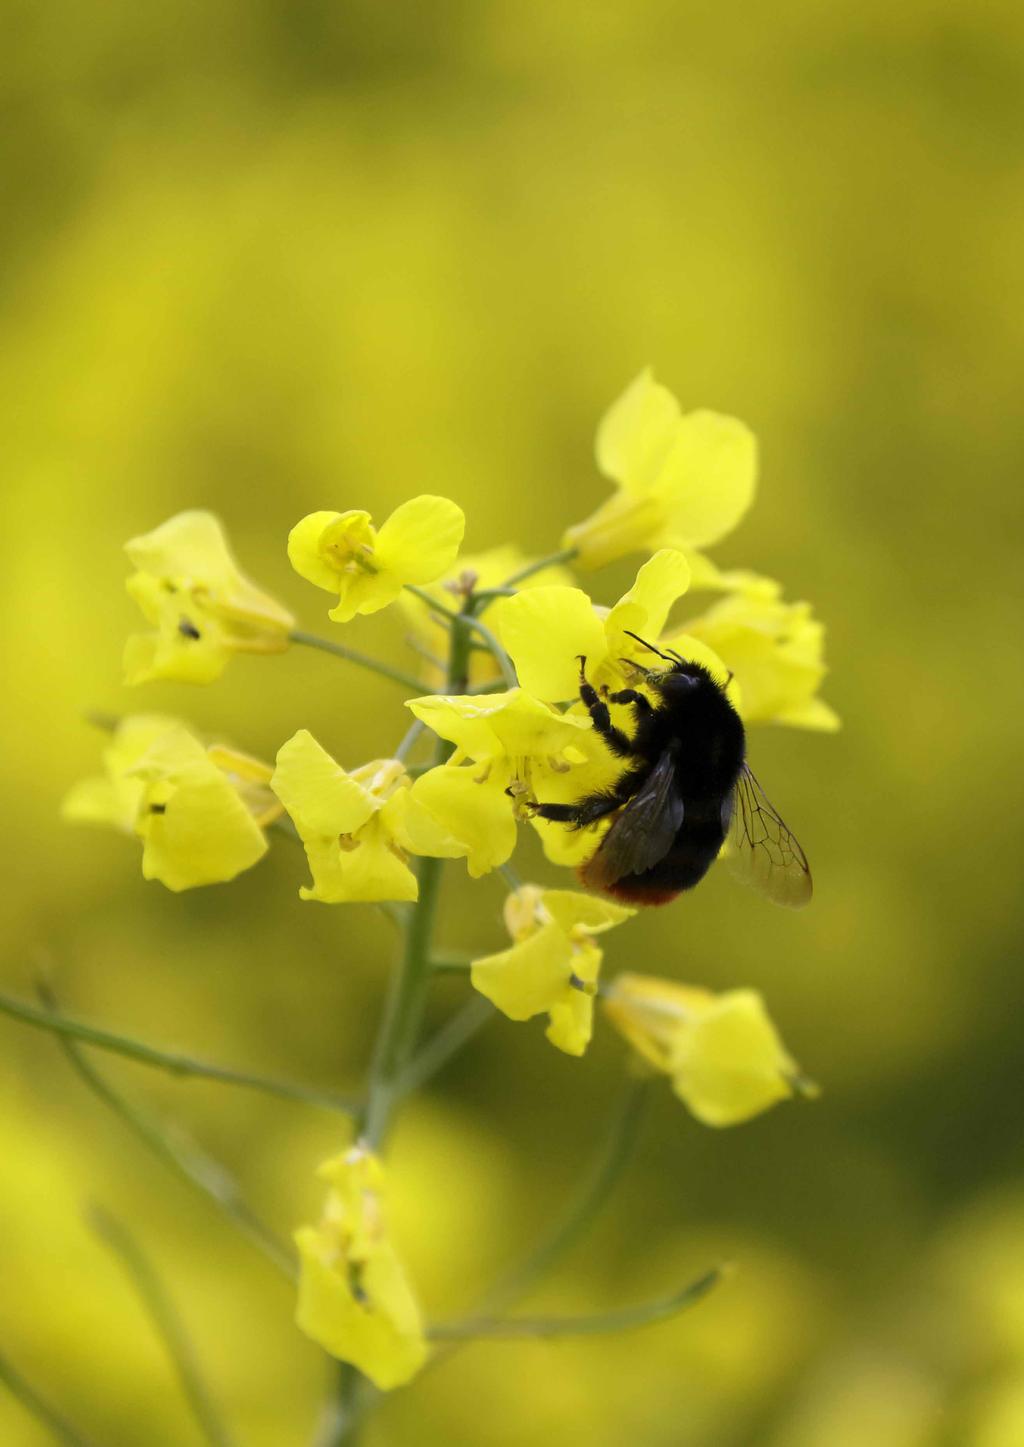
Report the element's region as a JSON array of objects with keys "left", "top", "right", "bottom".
[
  {"left": 0, "top": 992, "right": 354, "bottom": 1116},
  {"left": 89, "top": 1206, "right": 236, "bottom": 1447},
  {"left": 0, "top": 1352, "right": 97, "bottom": 1446},
  {"left": 429, "top": 1267, "right": 724, "bottom": 1341},
  {"left": 396, "top": 995, "right": 494, "bottom": 1097},
  {"left": 480, "top": 1077, "right": 650, "bottom": 1316},
  {"left": 403, "top": 587, "right": 517, "bottom": 688},
  {"left": 290, "top": 630, "right": 426, "bottom": 694},
  {"left": 37, "top": 984, "right": 295, "bottom": 1282},
  {"left": 500, "top": 547, "right": 578, "bottom": 589}
]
